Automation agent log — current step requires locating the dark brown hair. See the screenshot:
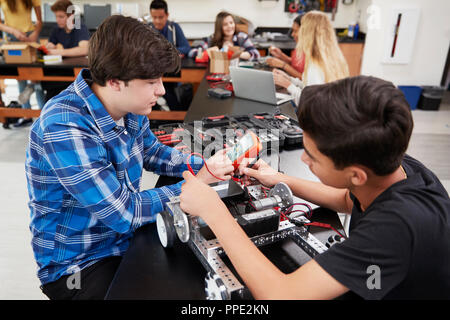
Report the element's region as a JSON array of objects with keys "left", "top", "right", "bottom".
[
  {"left": 50, "top": 0, "right": 73, "bottom": 14},
  {"left": 150, "top": 0, "right": 168, "bottom": 13},
  {"left": 88, "top": 15, "right": 180, "bottom": 86},
  {"left": 293, "top": 13, "right": 304, "bottom": 26},
  {"left": 6, "top": 0, "right": 32, "bottom": 13},
  {"left": 297, "top": 76, "right": 413, "bottom": 176},
  {"left": 210, "top": 11, "right": 236, "bottom": 49}
]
